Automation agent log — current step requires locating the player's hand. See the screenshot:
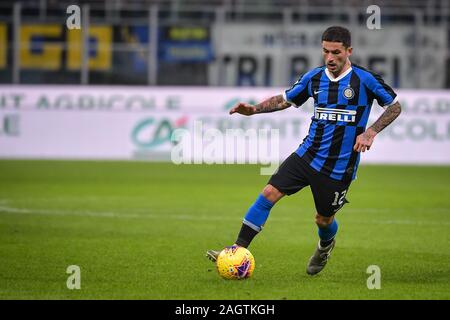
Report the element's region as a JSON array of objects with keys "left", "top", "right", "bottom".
[
  {"left": 354, "top": 128, "right": 377, "bottom": 152},
  {"left": 229, "top": 102, "right": 257, "bottom": 116}
]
